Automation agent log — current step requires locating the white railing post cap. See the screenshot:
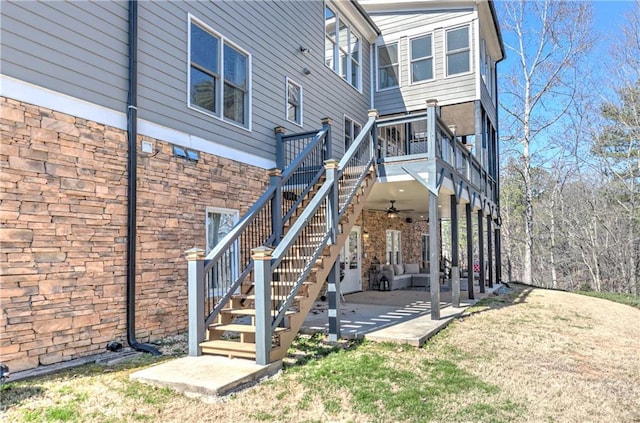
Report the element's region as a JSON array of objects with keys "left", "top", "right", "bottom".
[
  {"left": 251, "top": 246, "right": 273, "bottom": 260},
  {"left": 185, "top": 248, "right": 206, "bottom": 261}
]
